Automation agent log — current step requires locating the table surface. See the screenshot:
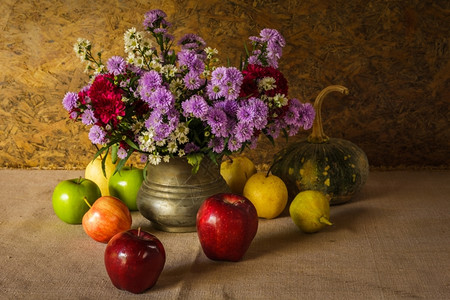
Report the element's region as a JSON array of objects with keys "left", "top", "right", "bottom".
[{"left": 0, "top": 169, "right": 449, "bottom": 299}]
